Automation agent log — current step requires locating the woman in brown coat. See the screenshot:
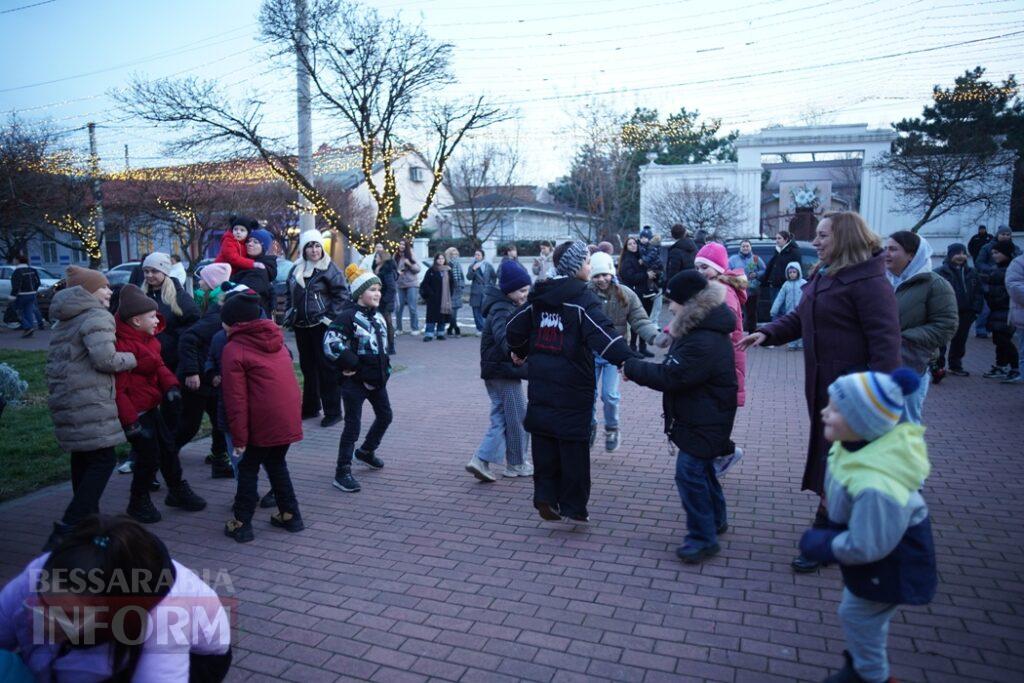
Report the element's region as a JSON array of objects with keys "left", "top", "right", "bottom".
[{"left": 738, "top": 212, "right": 901, "bottom": 572}]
